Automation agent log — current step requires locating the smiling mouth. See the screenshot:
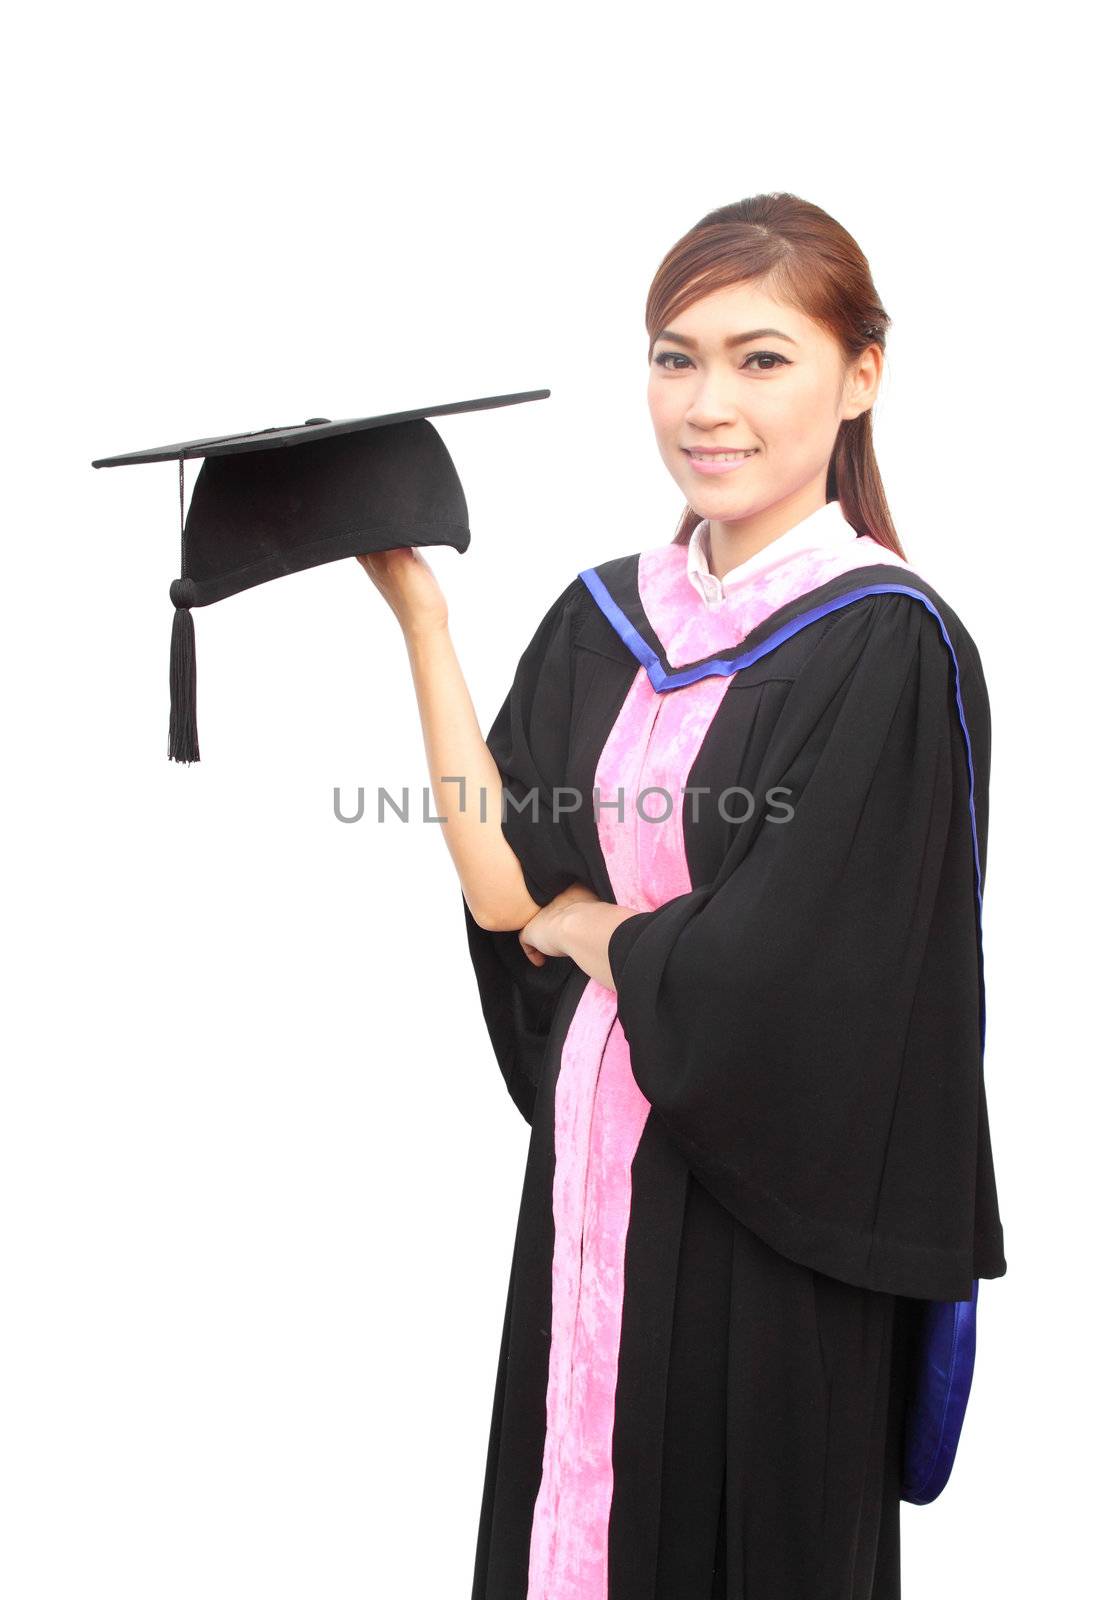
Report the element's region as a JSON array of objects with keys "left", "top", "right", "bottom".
[{"left": 683, "top": 447, "right": 758, "bottom": 461}]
